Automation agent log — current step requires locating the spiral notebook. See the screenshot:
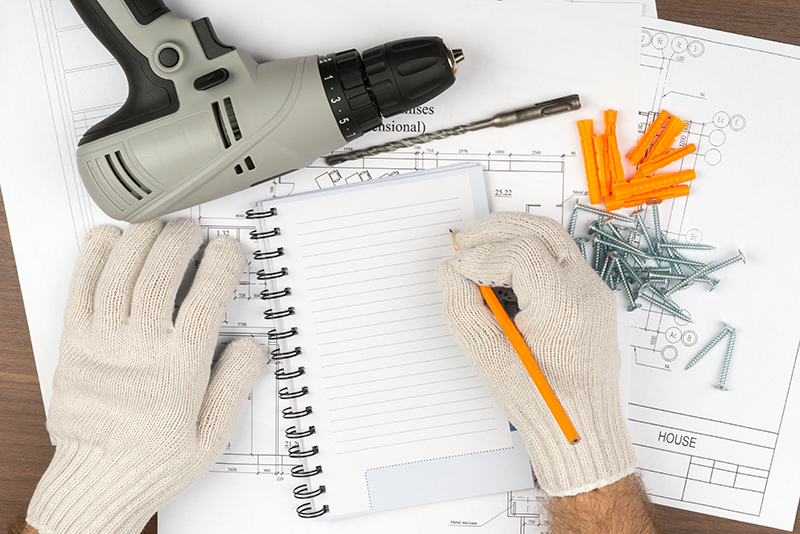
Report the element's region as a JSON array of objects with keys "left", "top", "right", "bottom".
[{"left": 248, "top": 163, "right": 533, "bottom": 519}]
